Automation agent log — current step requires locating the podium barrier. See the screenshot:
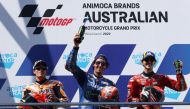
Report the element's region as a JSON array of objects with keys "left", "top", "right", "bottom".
[{"left": 0, "top": 102, "right": 190, "bottom": 107}]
